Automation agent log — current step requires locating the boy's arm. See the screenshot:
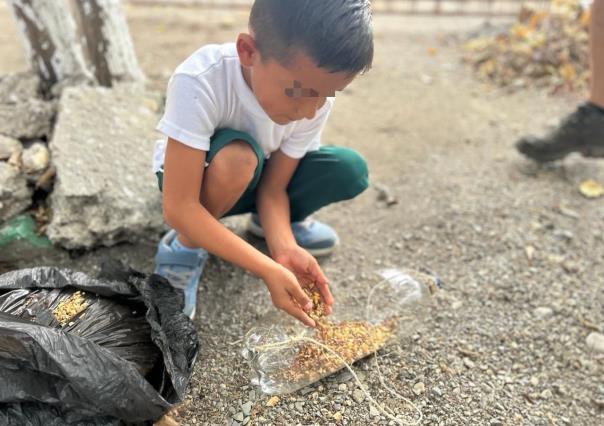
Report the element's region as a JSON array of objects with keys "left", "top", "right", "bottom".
[
  {"left": 256, "top": 150, "right": 334, "bottom": 313},
  {"left": 162, "top": 138, "right": 316, "bottom": 326}
]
